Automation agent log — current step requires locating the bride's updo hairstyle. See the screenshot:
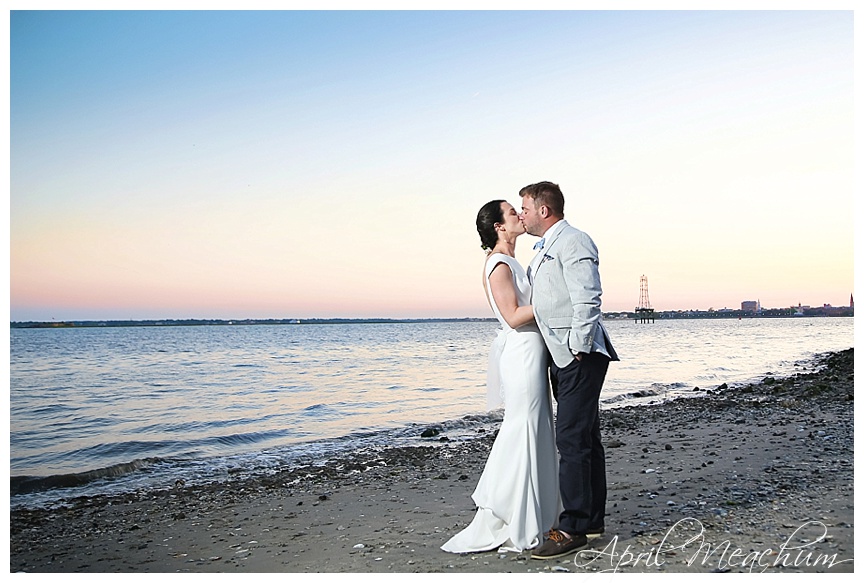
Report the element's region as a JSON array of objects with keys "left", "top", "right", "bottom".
[{"left": 476, "top": 200, "right": 505, "bottom": 252}]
